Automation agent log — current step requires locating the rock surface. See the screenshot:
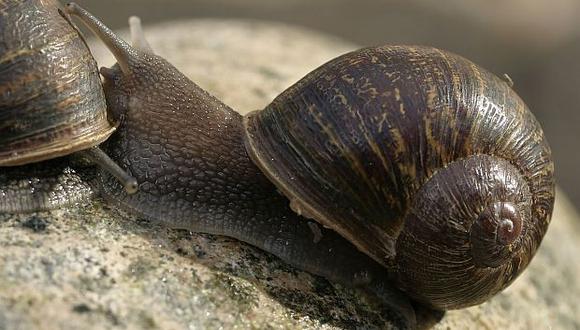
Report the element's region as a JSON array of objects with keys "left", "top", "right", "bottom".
[{"left": 1, "top": 19, "right": 579, "bottom": 329}]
